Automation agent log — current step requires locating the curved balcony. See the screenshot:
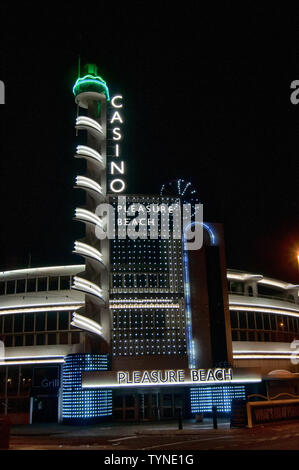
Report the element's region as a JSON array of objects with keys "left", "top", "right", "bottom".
[
  {"left": 75, "top": 176, "right": 104, "bottom": 203},
  {"left": 73, "top": 241, "right": 106, "bottom": 270},
  {"left": 75, "top": 145, "right": 105, "bottom": 170},
  {"left": 229, "top": 294, "right": 299, "bottom": 316},
  {"left": 71, "top": 276, "right": 105, "bottom": 304},
  {"left": 71, "top": 311, "right": 103, "bottom": 337},
  {"left": 75, "top": 116, "right": 103, "bottom": 139},
  {"left": 74, "top": 208, "right": 104, "bottom": 230}
]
